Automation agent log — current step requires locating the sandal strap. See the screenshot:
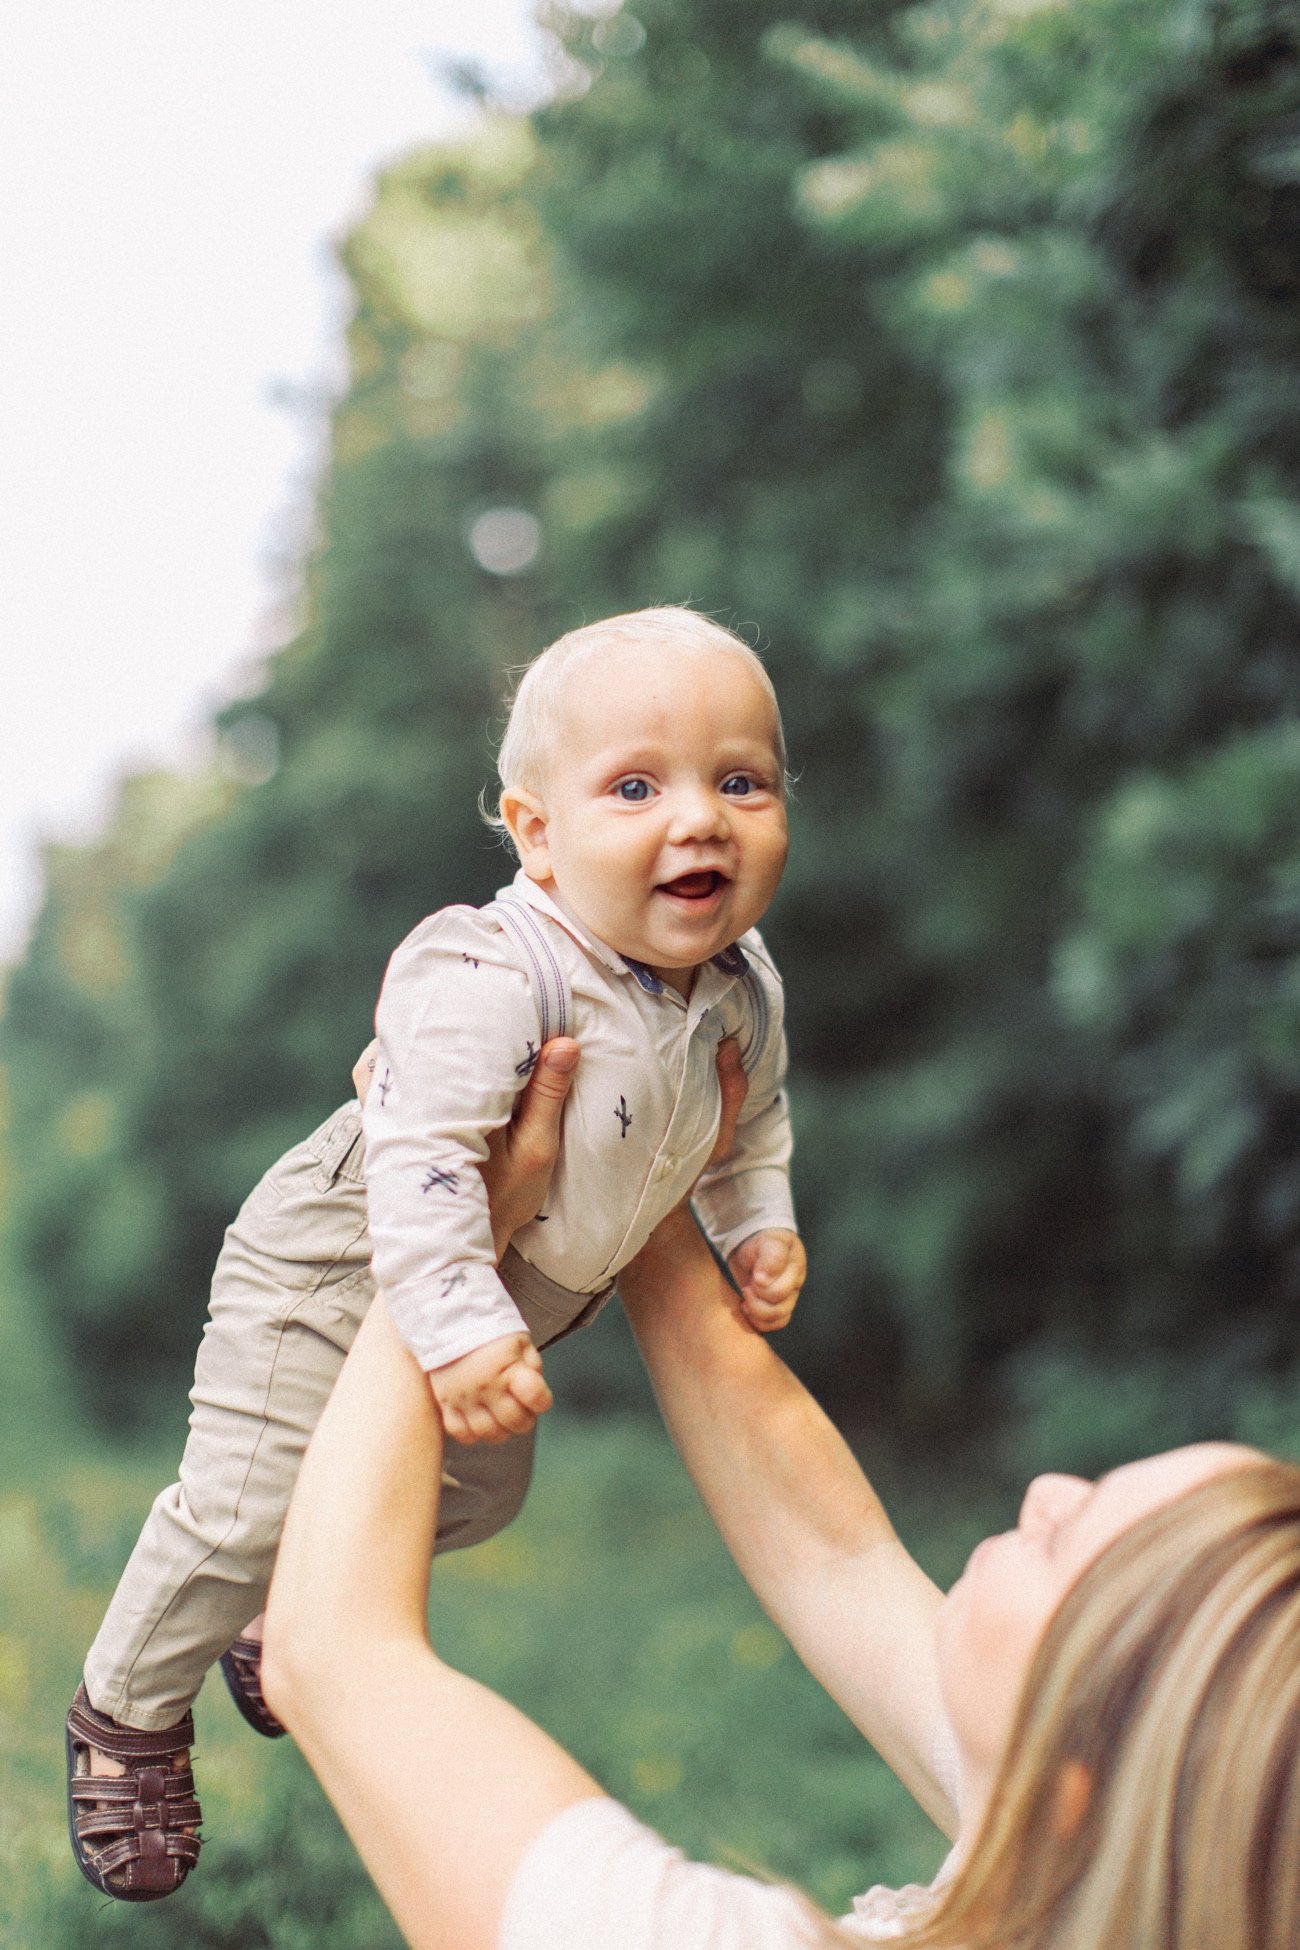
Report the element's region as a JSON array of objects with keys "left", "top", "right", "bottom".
[
  {"left": 89, "top": 1829, "right": 203, "bottom": 1880},
  {"left": 71, "top": 1769, "right": 199, "bottom": 1811},
  {"left": 220, "top": 1634, "right": 286, "bottom": 1737},
  {"left": 73, "top": 1794, "right": 203, "bottom": 1840},
  {"left": 67, "top": 1687, "right": 195, "bottom": 1764}
]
